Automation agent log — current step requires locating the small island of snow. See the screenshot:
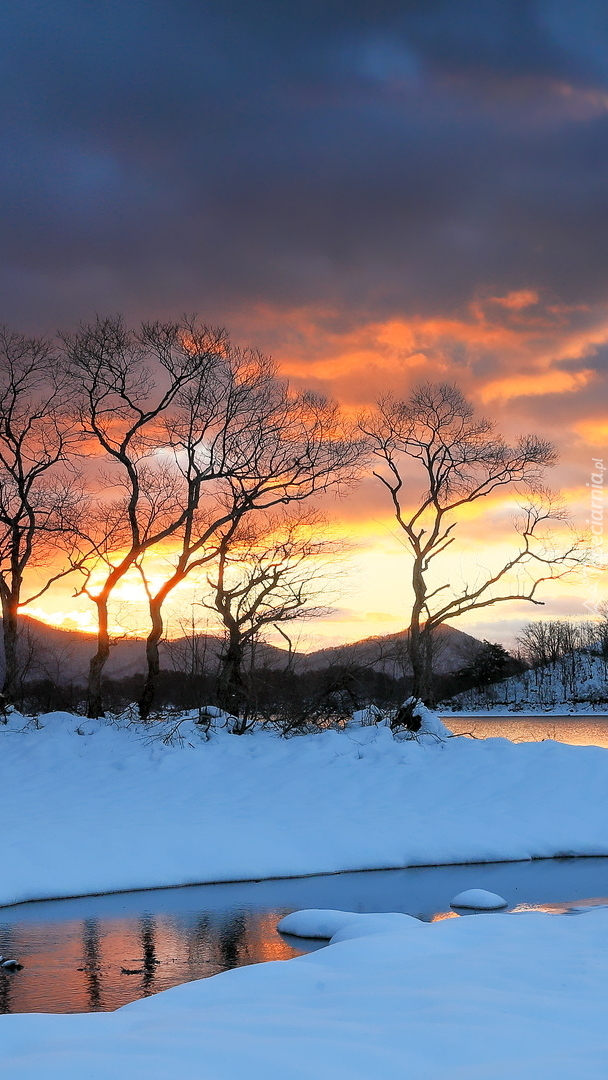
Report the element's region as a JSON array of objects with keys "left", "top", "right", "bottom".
[{"left": 450, "top": 889, "right": 508, "bottom": 910}]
